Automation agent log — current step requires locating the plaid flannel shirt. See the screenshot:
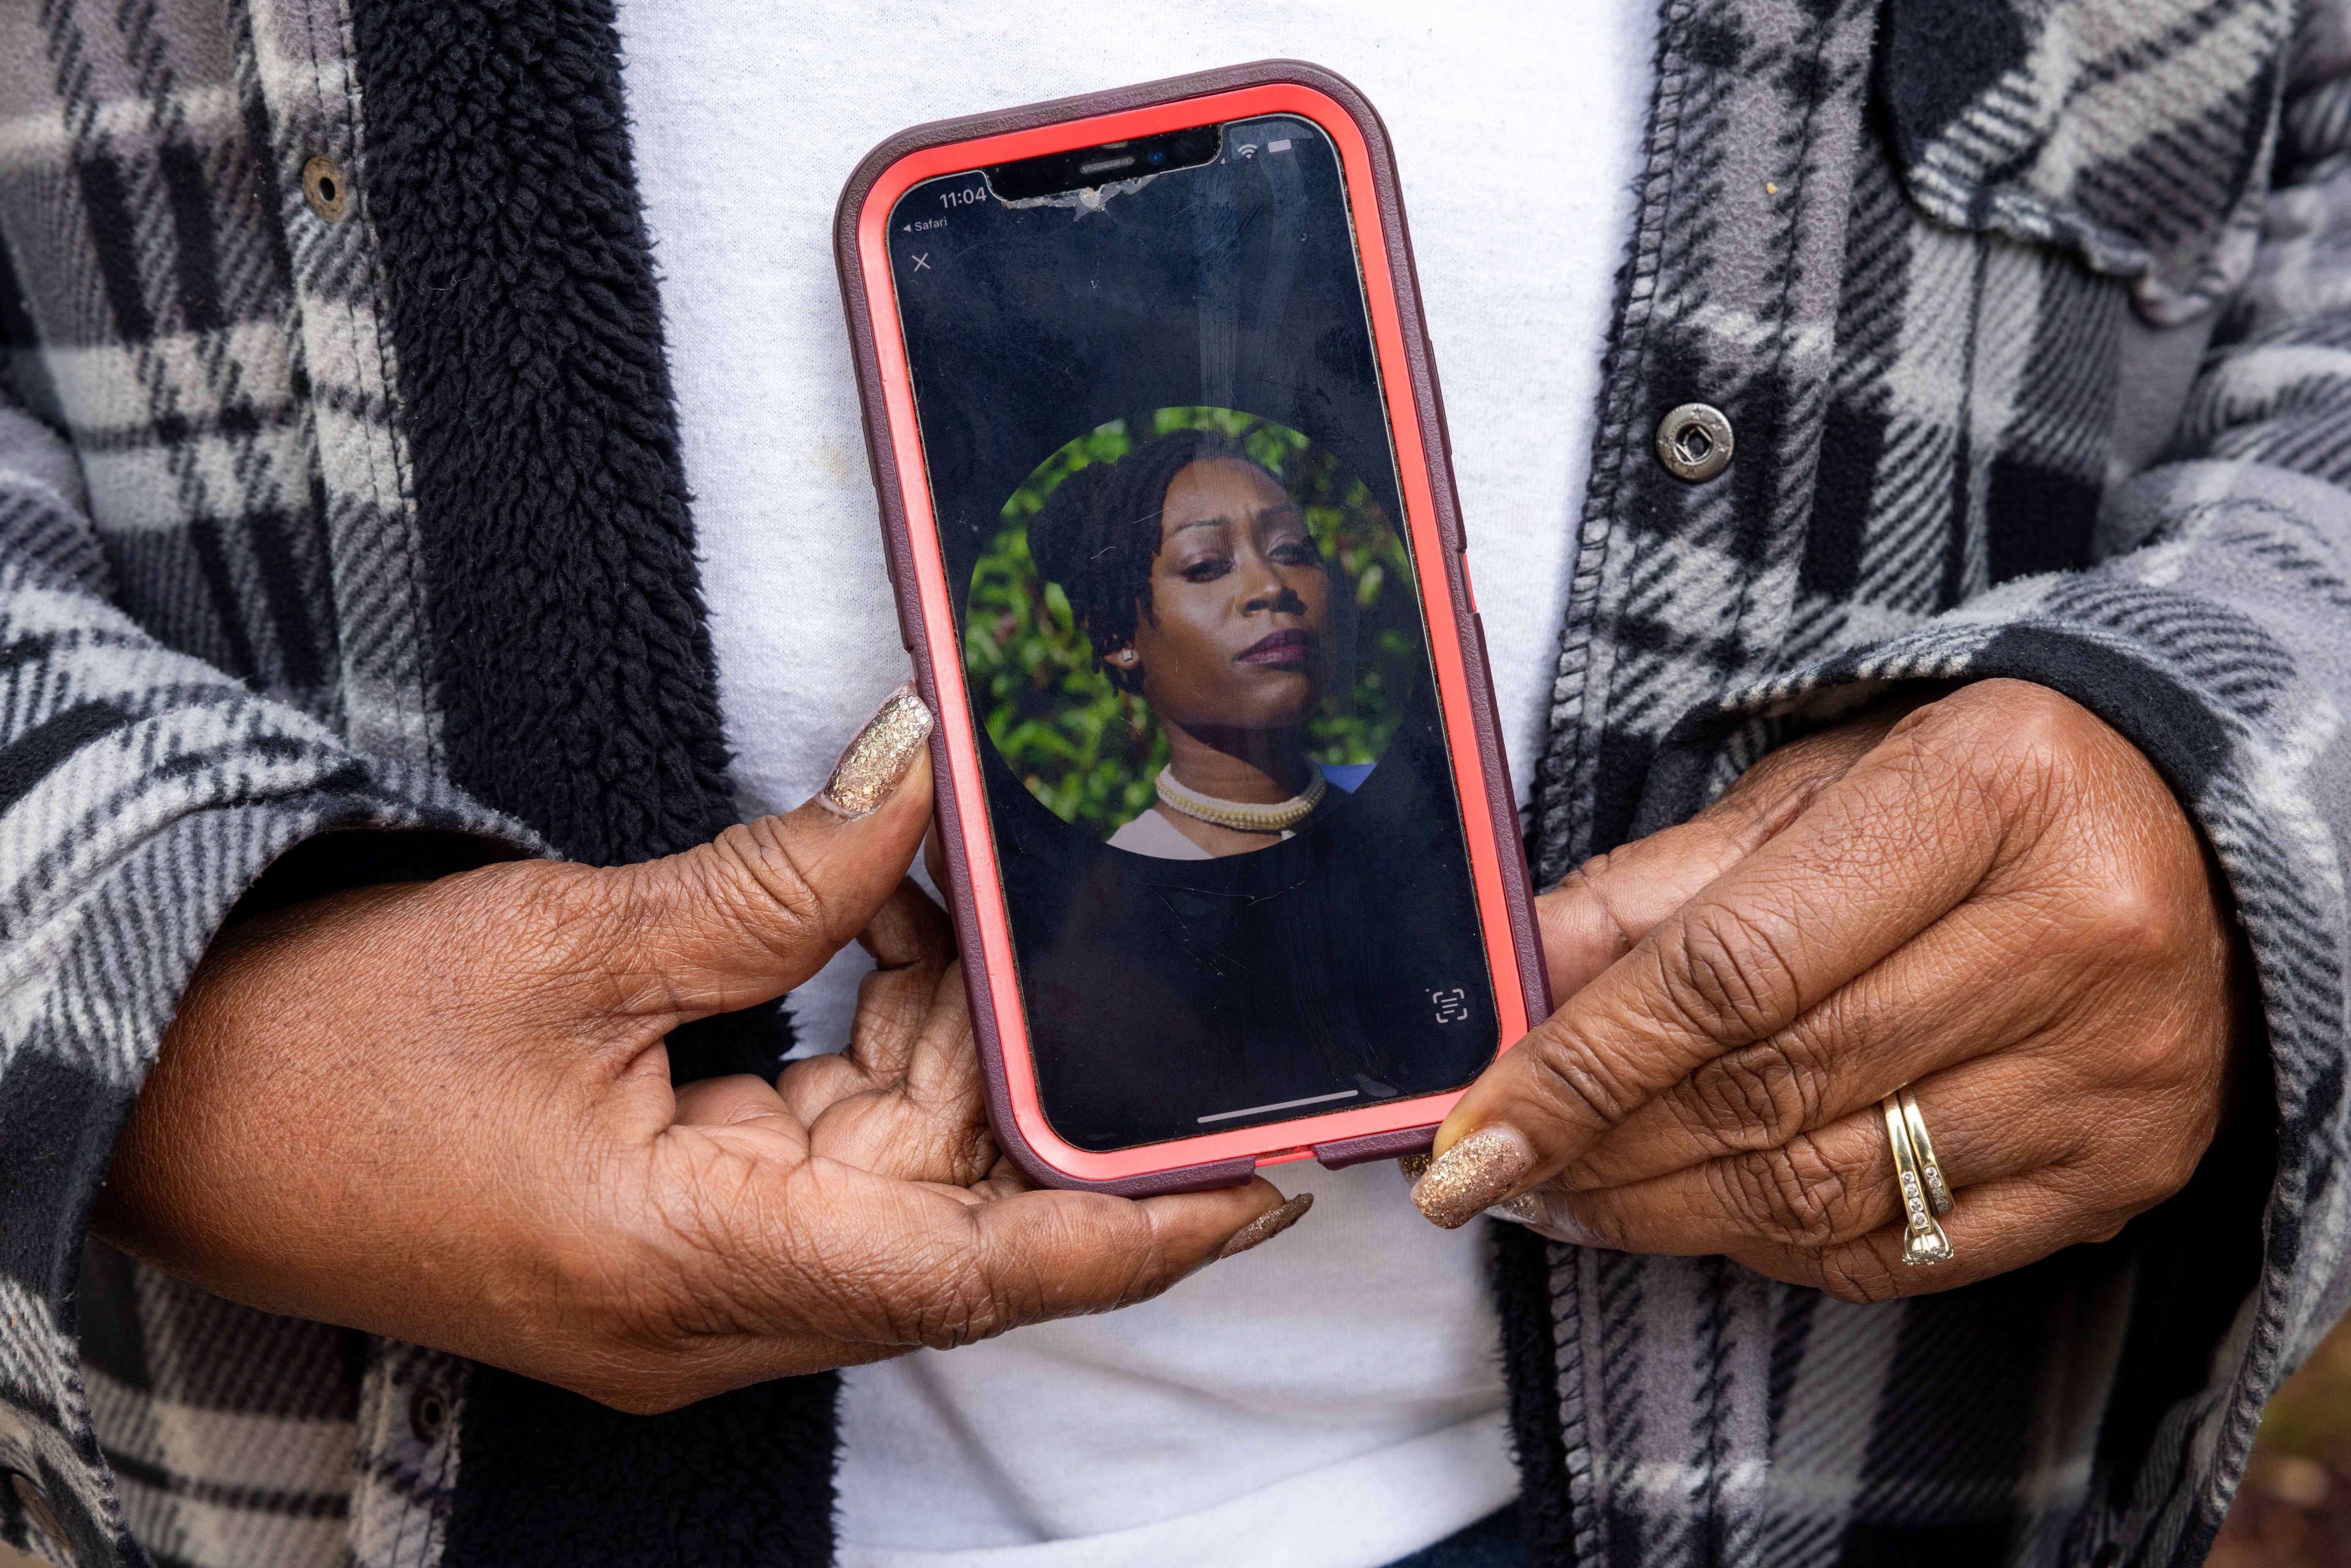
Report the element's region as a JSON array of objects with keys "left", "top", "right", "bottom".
[{"left": 4, "top": 1, "right": 2351, "bottom": 1566}]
